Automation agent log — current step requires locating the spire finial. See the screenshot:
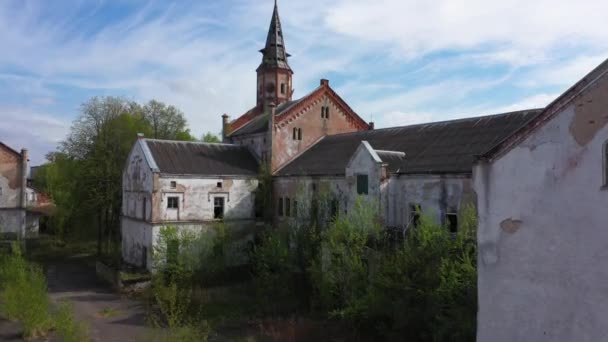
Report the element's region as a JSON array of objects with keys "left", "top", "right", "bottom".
[{"left": 257, "top": 0, "right": 292, "bottom": 71}]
